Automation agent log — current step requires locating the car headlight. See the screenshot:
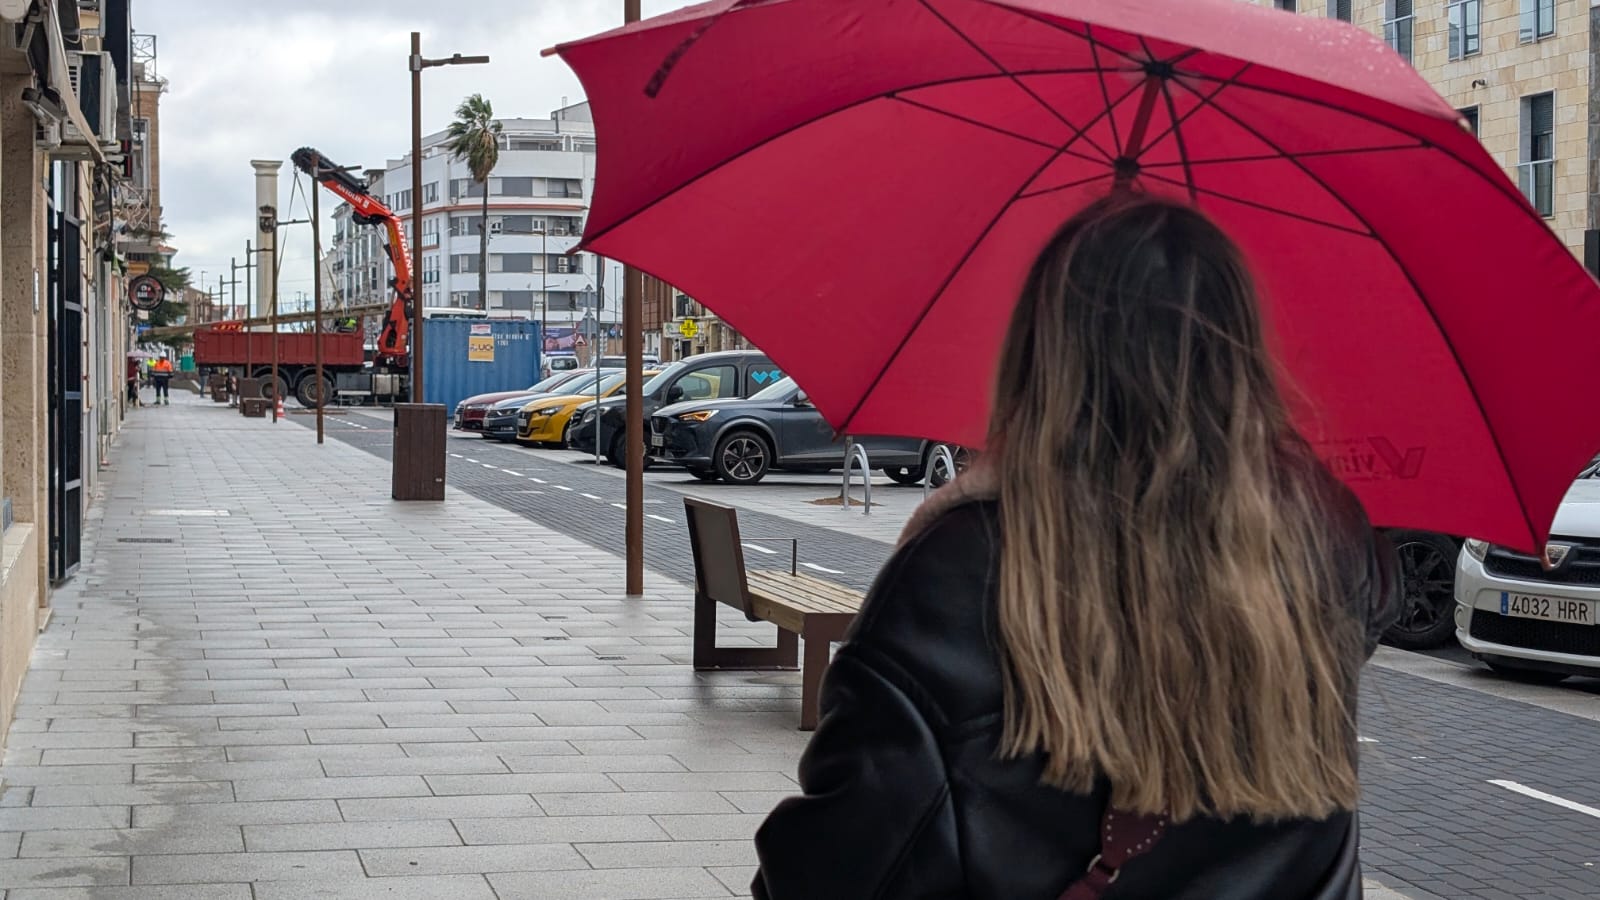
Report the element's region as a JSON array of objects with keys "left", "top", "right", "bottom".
[
  {"left": 580, "top": 410, "right": 596, "bottom": 424},
  {"left": 1464, "top": 539, "right": 1490, "bottom": 561},
  {"left": 535, "top": 407, "right": 560, "bottom": 417},
  {"left": 677, "top": 410, "right": 718, "bottom": 422}
]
